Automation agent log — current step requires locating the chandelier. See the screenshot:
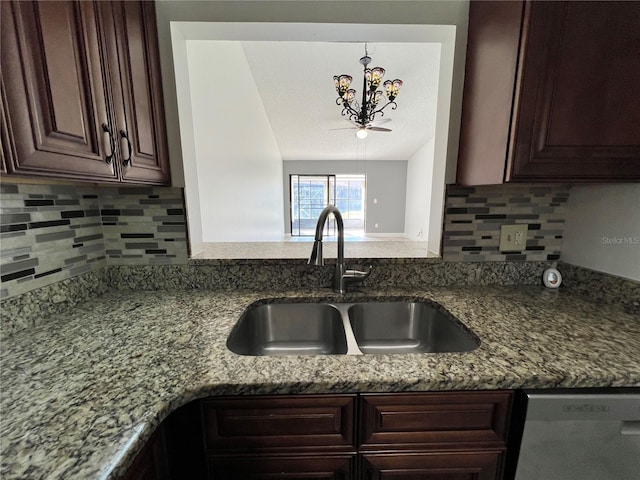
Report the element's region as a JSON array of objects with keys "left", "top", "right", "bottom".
[{"left": 333, "top": 45, "right": 403, "bottom": 138}]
